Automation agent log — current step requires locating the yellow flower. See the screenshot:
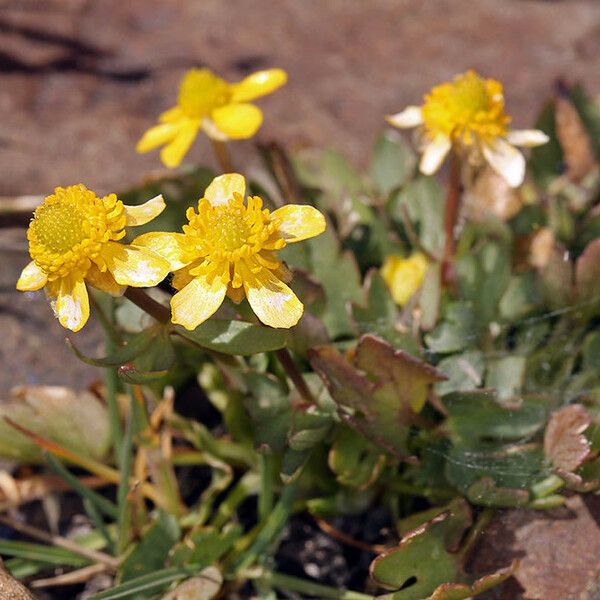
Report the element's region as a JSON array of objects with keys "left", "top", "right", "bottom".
[
  {"left": 133, "top": 173, "right": 326, "bottom": 330},
  {"left": 387, "top": 70, "right": 548, "bottom": 187},
  {"left": 136, "top": 67, "right": 287, "bottom": 168},
  {"left": 381, "top": 252, "right": 428, "bottom": 306},
  {"left": 17, "top": 185, "right": 171, "bottom": 332}
]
